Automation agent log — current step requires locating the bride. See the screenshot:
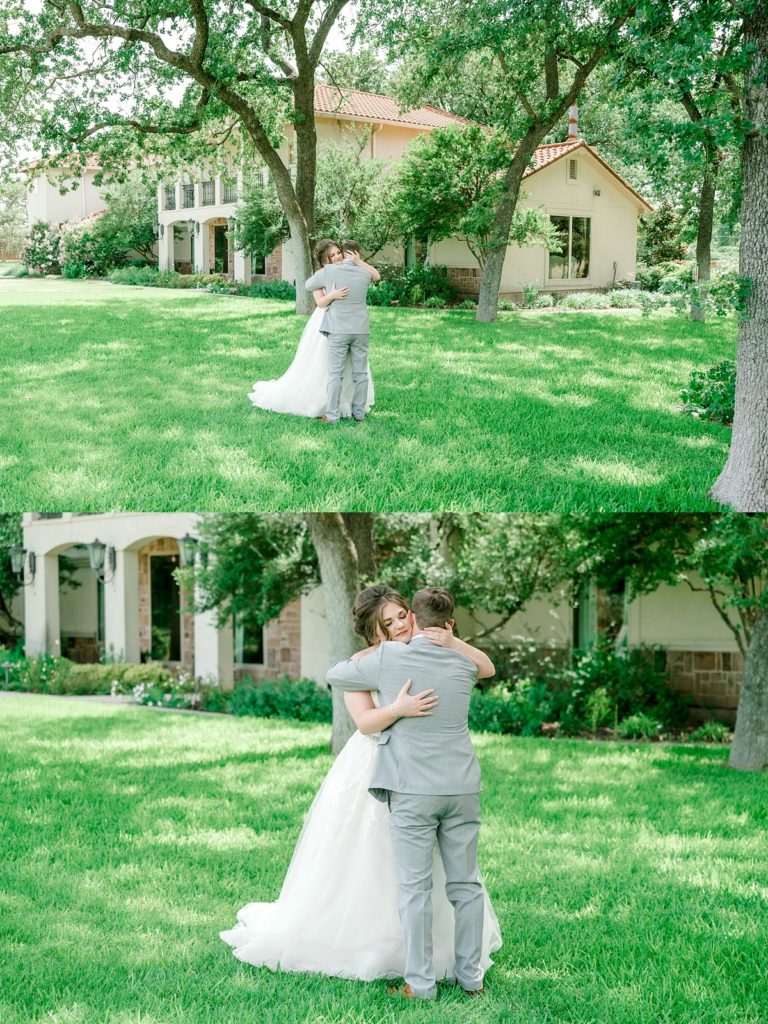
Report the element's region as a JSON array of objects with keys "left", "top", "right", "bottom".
[
  {"left": 248, "top": 240, "right": 375, "bottom": 418},
  {"left": 220, "top": 585, "right": 502, "bottom": 983}
]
